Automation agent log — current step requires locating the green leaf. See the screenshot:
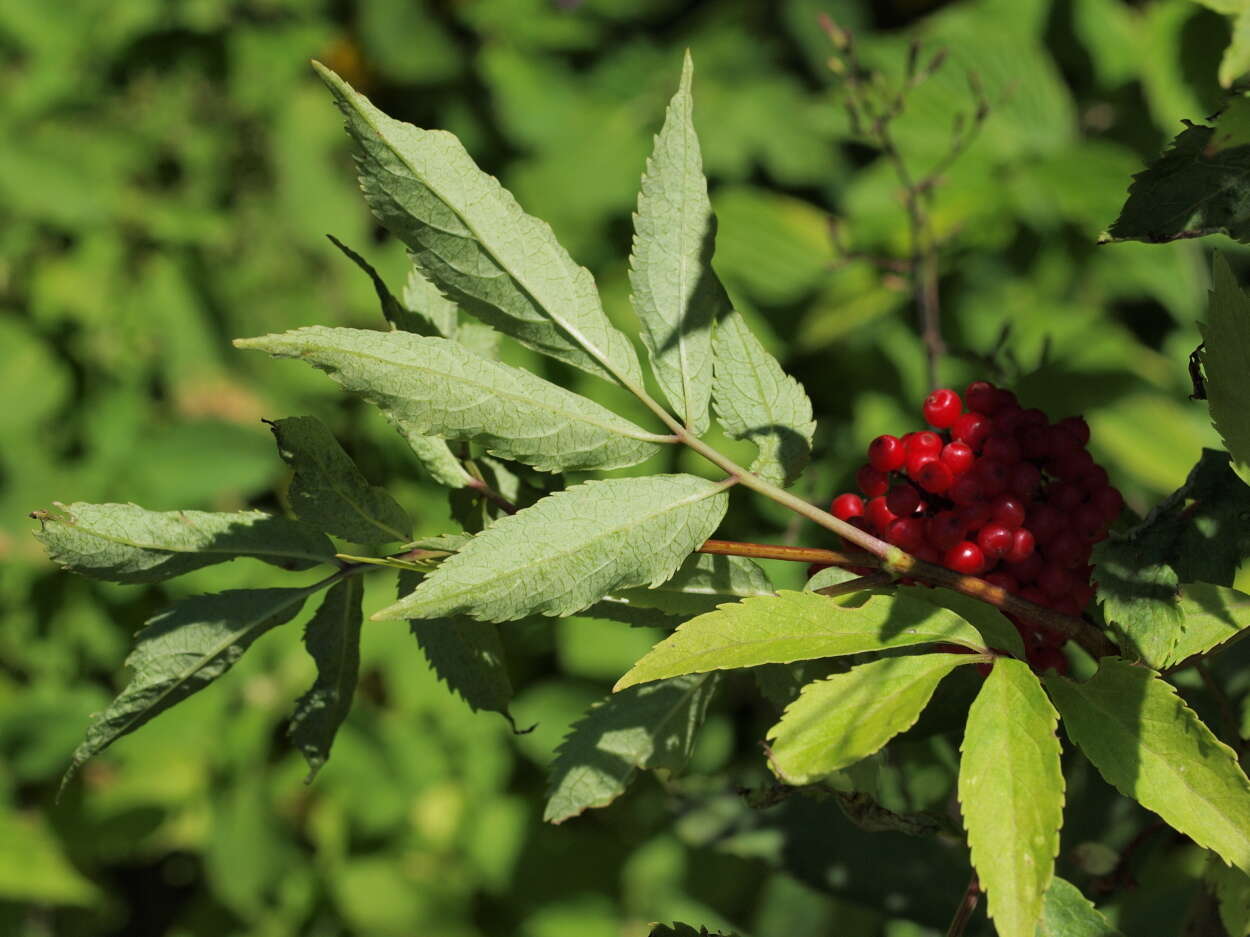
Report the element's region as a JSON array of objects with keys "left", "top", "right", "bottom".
[
  {"left": 1210, "top": 861, "right": 1250, "bottom": 937},
  {"left": 32, "top": 502, "right": 336, "bottom": 584},
  {"left": 768, "top": 653, "right": 974, "bottom": 784},
  {"left": 629, "top": 51, "right": 717, "bottom": 434},
  {"left": 898, "top": 585, "right": 1026, "bottom": 659},
  {"left": 401, "top": 261, "right": 459, "bottom": 339},
  {"left": 396, "top": 427, "right": 474, "bottom": 489},
  {"left": 612, "top": 552, "right": 773, "bottom": 616},
  {"left": 544, "top": 673, "right": 717, "bottom": 824},
  {"left": 236, "top": 327, "right": 661, "bottom": 474},
  {"left": 1036, "top": 877, "right": 1125, "bottom": 937},
  {"left": 289, "top": 577, "right": 364, "bottom": 781},
  {"left": 1226, "top": 8, "right": 1250, "bottom": 89},
  {"left": 326, "top": 234, "right": 435, "bottom": 337},
  {"left": 1201, "top": 255, "right": 1250, "bottom": 486},
  {"left": 376, "top": 474, "right": 729, "bottom": 623},
  {"left": 710, "top": 307, "right": 815, "bottom": 486},
  {"left": 648, "top": 926, "right": 736, "bottom": 937},
  {"left": 269, "top": 415, "right": 412, "bottom": 543},
  {"left": 615, "top": 590, "right": 987, "bottom": 692},
  {"left": 1168, "top": 582, "right": 1250, "bottom": 666},
  {"left": 1103, "top": 120, "right": 1250, "bottom": 244},
  {"left": 315, "top": 63, "right": 644, "bottom": 388},
  {"left": 65, "top": 586, "right": 317, "bottom": 785},
  {"left": 0, "top": 813, "right": 101, "bottom": 907},
  {"left": 1046, "top": 658, "right": 1250, "bottom": 874},
  {"left": 1094, "top": 450, "right": 1250, "bottom": 666},
  {"left": 398, "top": 570, "right": 513, "bottom": 718},
  {"left": 960, "top": 659, "right": 1063, "bottom": 937}
]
